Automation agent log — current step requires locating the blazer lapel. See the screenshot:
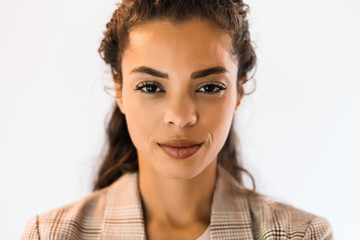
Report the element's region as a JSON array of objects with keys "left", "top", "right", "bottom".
[
  {"left": 101, "top": 172, "right": 146, "bottom": 240},
  {"left": 210, "top": 165, "right": 254, "bottom": 239}
]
